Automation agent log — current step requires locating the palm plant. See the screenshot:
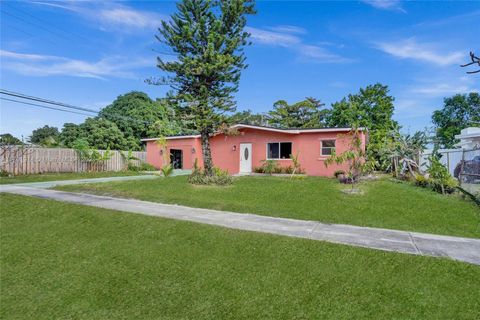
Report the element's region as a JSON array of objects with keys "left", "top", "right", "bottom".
[{"left": 385, "top": 131, "right": 427, "bottom": 178}]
